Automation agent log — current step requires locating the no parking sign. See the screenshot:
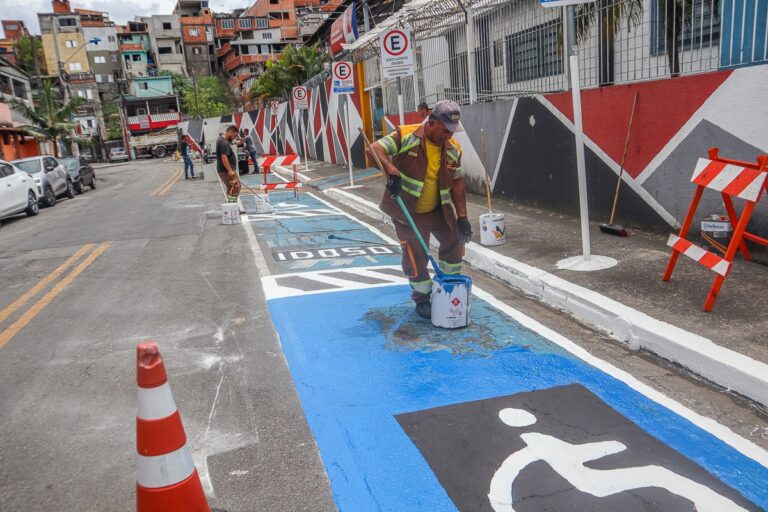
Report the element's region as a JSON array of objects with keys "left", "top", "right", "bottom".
[
  {"left": 331, "top": 61, "right": 355, "bottom": 94},
  {"left": 292, "top": 86, "right": 309, "bottom": 109},
  {"left": 380, "top": 28, "right": 414, "bottom": 79}
]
